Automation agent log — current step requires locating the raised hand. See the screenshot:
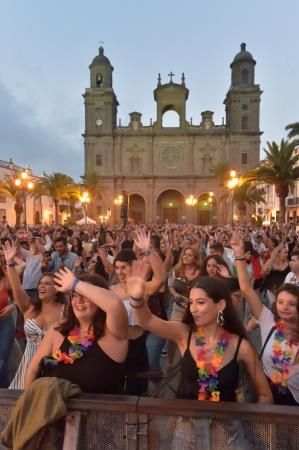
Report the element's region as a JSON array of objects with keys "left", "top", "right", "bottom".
[
  {"left": 2, "top": 240, "right": 18, "bottom": 264},
  {"left": 230, "top": 232, "right": 245, "bottom": 257},
  {"left": 217, "top": 264, "right": 231, "bottom": 279},
  {"left": 126, "top": 260, "right": 148, "bottom": 299},
  {"left": 134, "top": 228, "right": 150, "bottom": 252},
  {"left": 54, "top": 267, "right": 76, "bottom": 292}
]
